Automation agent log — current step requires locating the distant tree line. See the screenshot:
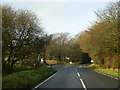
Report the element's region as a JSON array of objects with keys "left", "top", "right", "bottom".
[
  {"left": 78, "top": 2, "right": 120, "bottom": 68},
  {"left": 45, "top": 33, "right": 91, "bottom": 63}
]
